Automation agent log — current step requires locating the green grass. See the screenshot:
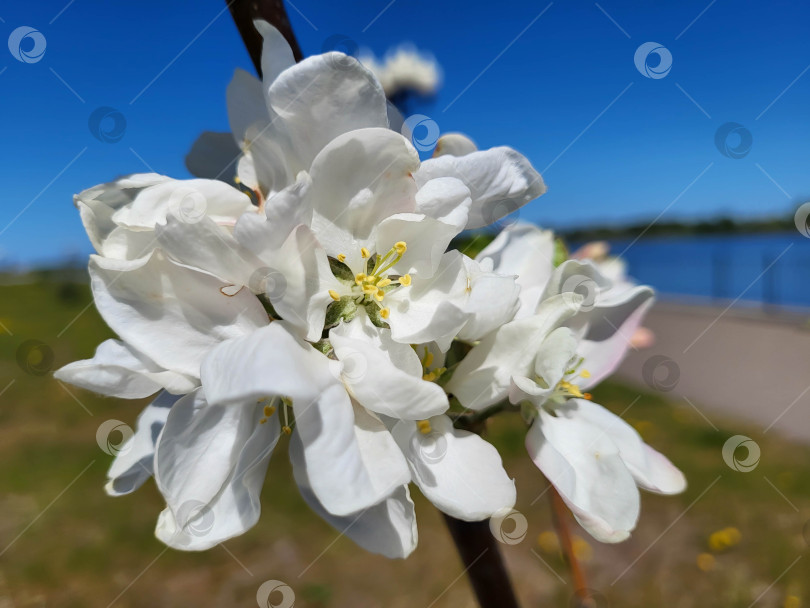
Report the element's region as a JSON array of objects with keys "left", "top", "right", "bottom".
[{"left": 1, "top": 279, "right": 808, "bottom": 607}]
